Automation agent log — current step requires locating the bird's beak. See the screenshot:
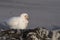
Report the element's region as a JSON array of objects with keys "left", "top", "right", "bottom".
[{"left": 25, "top": 15, "right": 29, "bottom": 20}]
